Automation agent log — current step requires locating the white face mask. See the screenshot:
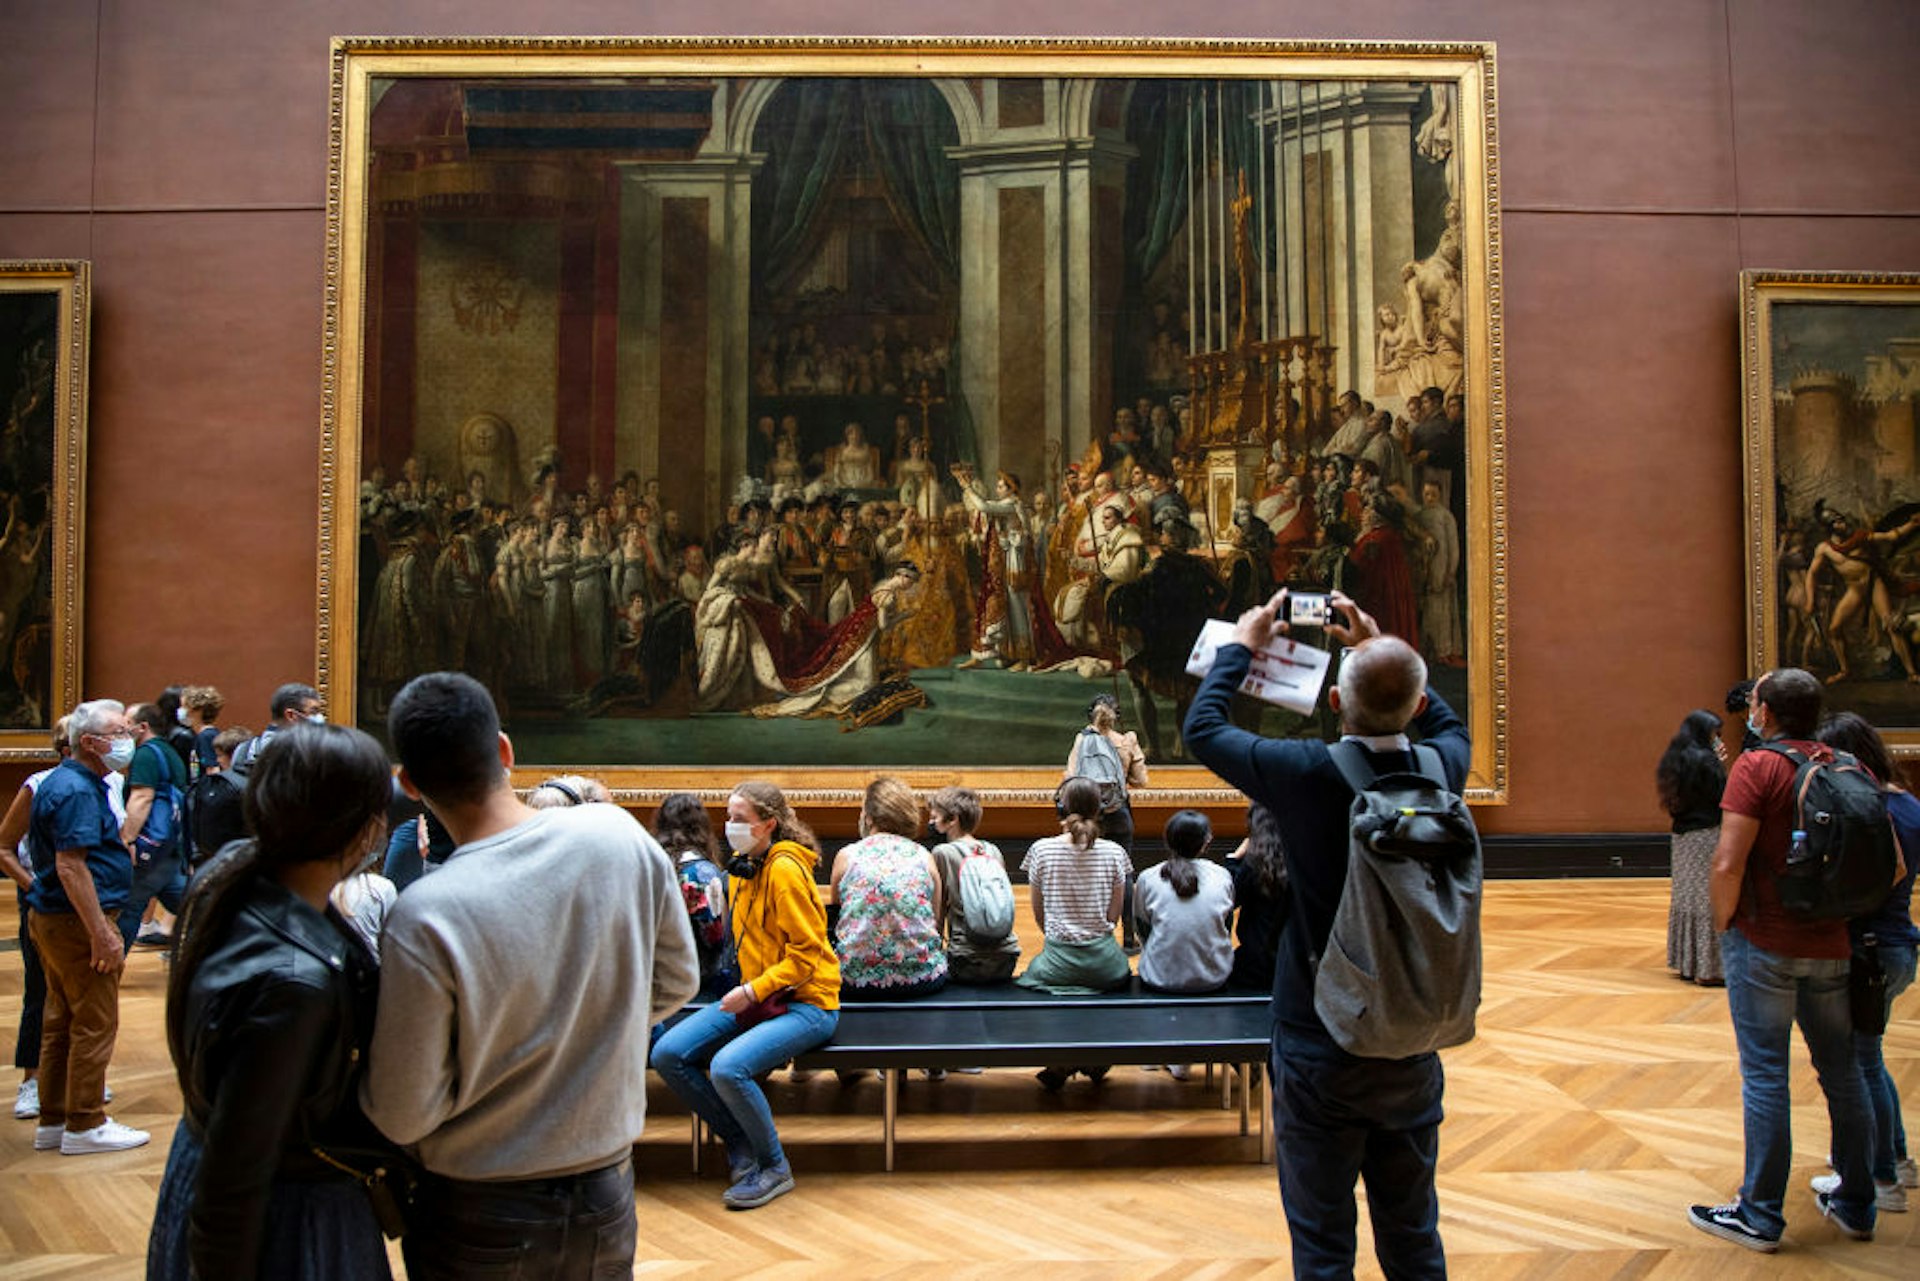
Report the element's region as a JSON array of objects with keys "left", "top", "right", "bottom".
[
  {"left": 724, "top": 820, "right": 759, "bottom": 854},
  {"left": 175, "top": 707, "right": 188, "bottom": 725},
  {"left": 308, "top": 713, "right": 327, "bottom": 725},
  {"left": 102, "top": 736, "right": 136, "bottom": 772}
]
